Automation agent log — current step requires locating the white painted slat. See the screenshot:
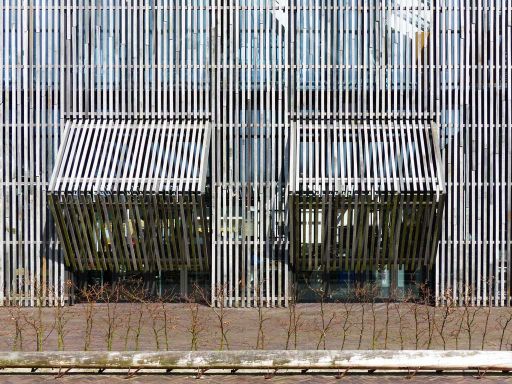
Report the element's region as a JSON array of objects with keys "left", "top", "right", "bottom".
[
  {"left": 1, "top": 0, "right": 511, "bottom": 307},
  {"left": 49, "top": 120, "right": 210, "bottom": 195}
]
